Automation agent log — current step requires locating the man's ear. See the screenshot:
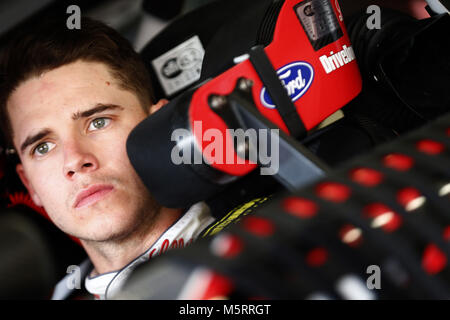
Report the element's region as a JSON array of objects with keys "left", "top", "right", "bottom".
[
  {"left": 16, "top": 163, "right": 43, "bottom": 207},
  {"left": 149, "top": 99, "right": 169, "bottom": 115}
]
